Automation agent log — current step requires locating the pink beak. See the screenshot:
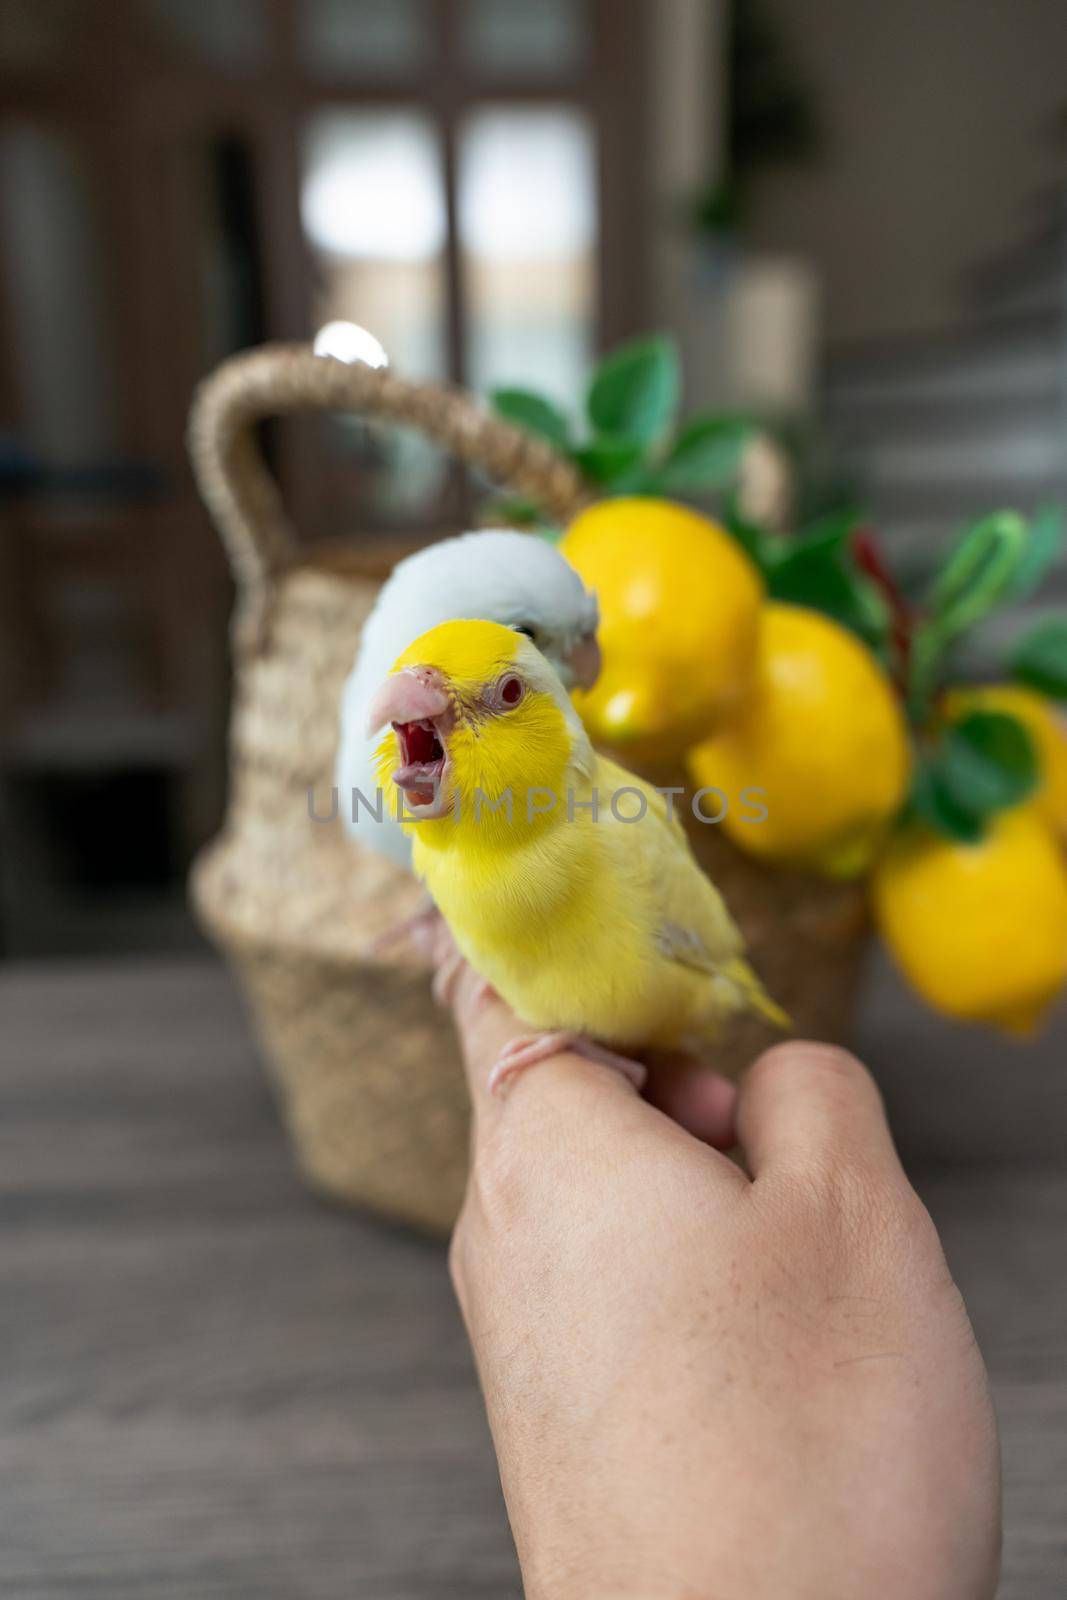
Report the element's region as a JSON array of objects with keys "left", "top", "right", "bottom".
[
  {"left": 365, "top": 666, "right": 451, "bottom": 737},
  {"left": 567, "top": 634, "right": 601, "bottom": 692}
]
